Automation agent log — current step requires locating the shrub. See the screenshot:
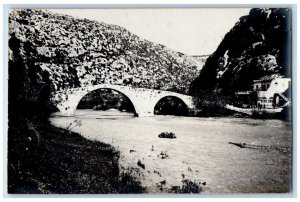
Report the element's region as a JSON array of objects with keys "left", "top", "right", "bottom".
[
  {"left": 192, "top": 91, "right": 233, "bottom": 117},
  {"left": 174, "top": 179, "right": 205, "bottom": 194},
  {"left": 158, "top": 132, "right": 176, "bottom": 139},
  {"left": 137, "top": 160, "right": 145, "bottom": 169},
  {"left": 117, "top": 168, "right": 144, "bottom": 193},
  {"left": 159, "top": 151, "right": 169, "bottom": 159}
]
